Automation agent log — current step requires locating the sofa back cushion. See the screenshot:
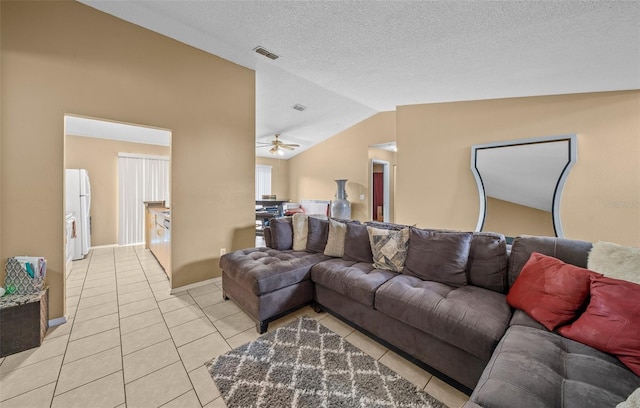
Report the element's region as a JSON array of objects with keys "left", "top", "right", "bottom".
[
  {"left": 343, "top": 223, "right": 373, "bottom": 263},
  {"left": 403, "top": 228, "right": 472, "bottom": 287},
  {"left": 509, "top": 235, "right": 592, "bottom": 288},
  {"left": 467, "top": 232, "right": 509, "bottom": 293},
  {"left": 306, "top": 216, "right": 330, "bottom": 253},
  {"left": 269, "top": 217, "right": 293, "bottom": 250}
]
